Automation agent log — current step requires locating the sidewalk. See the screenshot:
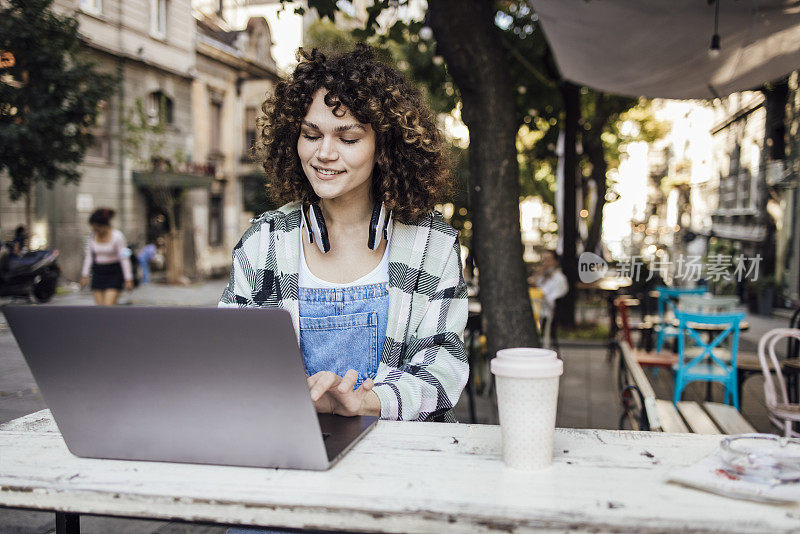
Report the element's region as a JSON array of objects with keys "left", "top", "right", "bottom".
[
  {"left": 739, "top": 307, "right": 797, "bottom": 353},
  {"left": 45, "top": 278, "right": 229, "bottom": 307},
  {"left": 0, "top": 279, "right": 230, "bottom": 533}
]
